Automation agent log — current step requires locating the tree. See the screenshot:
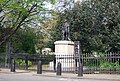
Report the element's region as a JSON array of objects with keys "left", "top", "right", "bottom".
[
  {"left": 35, "top": 16, "right": 59, "bottom": 53},
  {"left": 12, "top": 27, "right": 37, "bottom": 54},
  {"left": 51, "top": 0, "right": 120, "bottom": 52},
  {"left": 0, "top": 0, "right": 55, "bottom": 46}
]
